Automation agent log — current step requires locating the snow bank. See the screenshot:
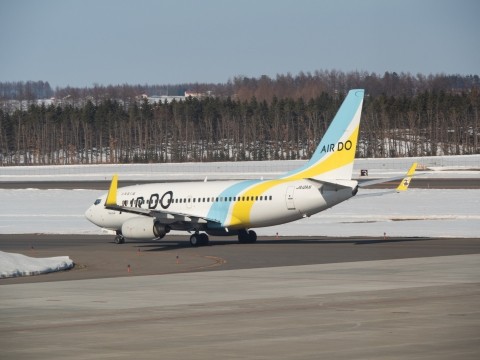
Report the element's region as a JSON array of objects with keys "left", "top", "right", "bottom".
[{"left": 0, "top": 251, "right": 74, "bottom": 278}]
